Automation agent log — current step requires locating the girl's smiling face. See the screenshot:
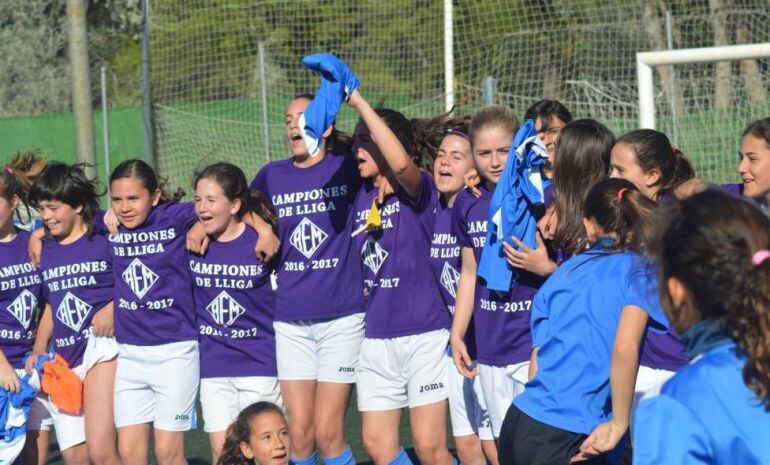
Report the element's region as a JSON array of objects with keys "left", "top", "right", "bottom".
[
  {"left": 239, "top": 411, "right": 291, "bottom": 465},
  {"left": 110, "top": 177, "right": 161, "bottom": 229},
  {"left": 738, "top": 134, "right": 770, "bottom": 197}
]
